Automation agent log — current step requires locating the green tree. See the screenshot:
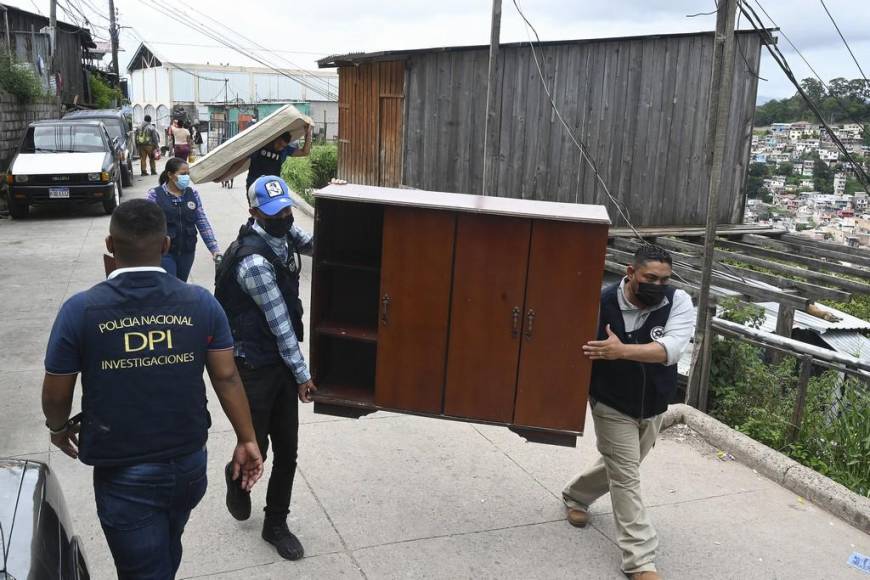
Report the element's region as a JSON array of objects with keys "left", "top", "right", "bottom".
[
  {"left": 779, "top": 162, "right": 794, "bottom": 177},
  {"left": 813, "top": 160, "right": 833, "bottom": 193},
  {"left": 746, "top": 162, "right": 770, "bottom": 198}
]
